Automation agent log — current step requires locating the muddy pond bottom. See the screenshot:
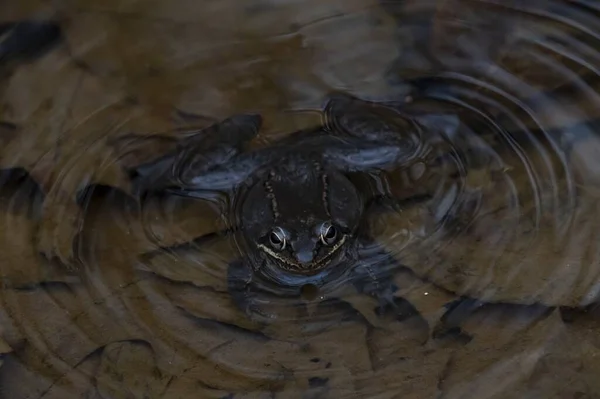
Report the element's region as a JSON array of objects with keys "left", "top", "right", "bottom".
[{"left": 1, "top": 0, "right": 600, "bottom": 398}]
